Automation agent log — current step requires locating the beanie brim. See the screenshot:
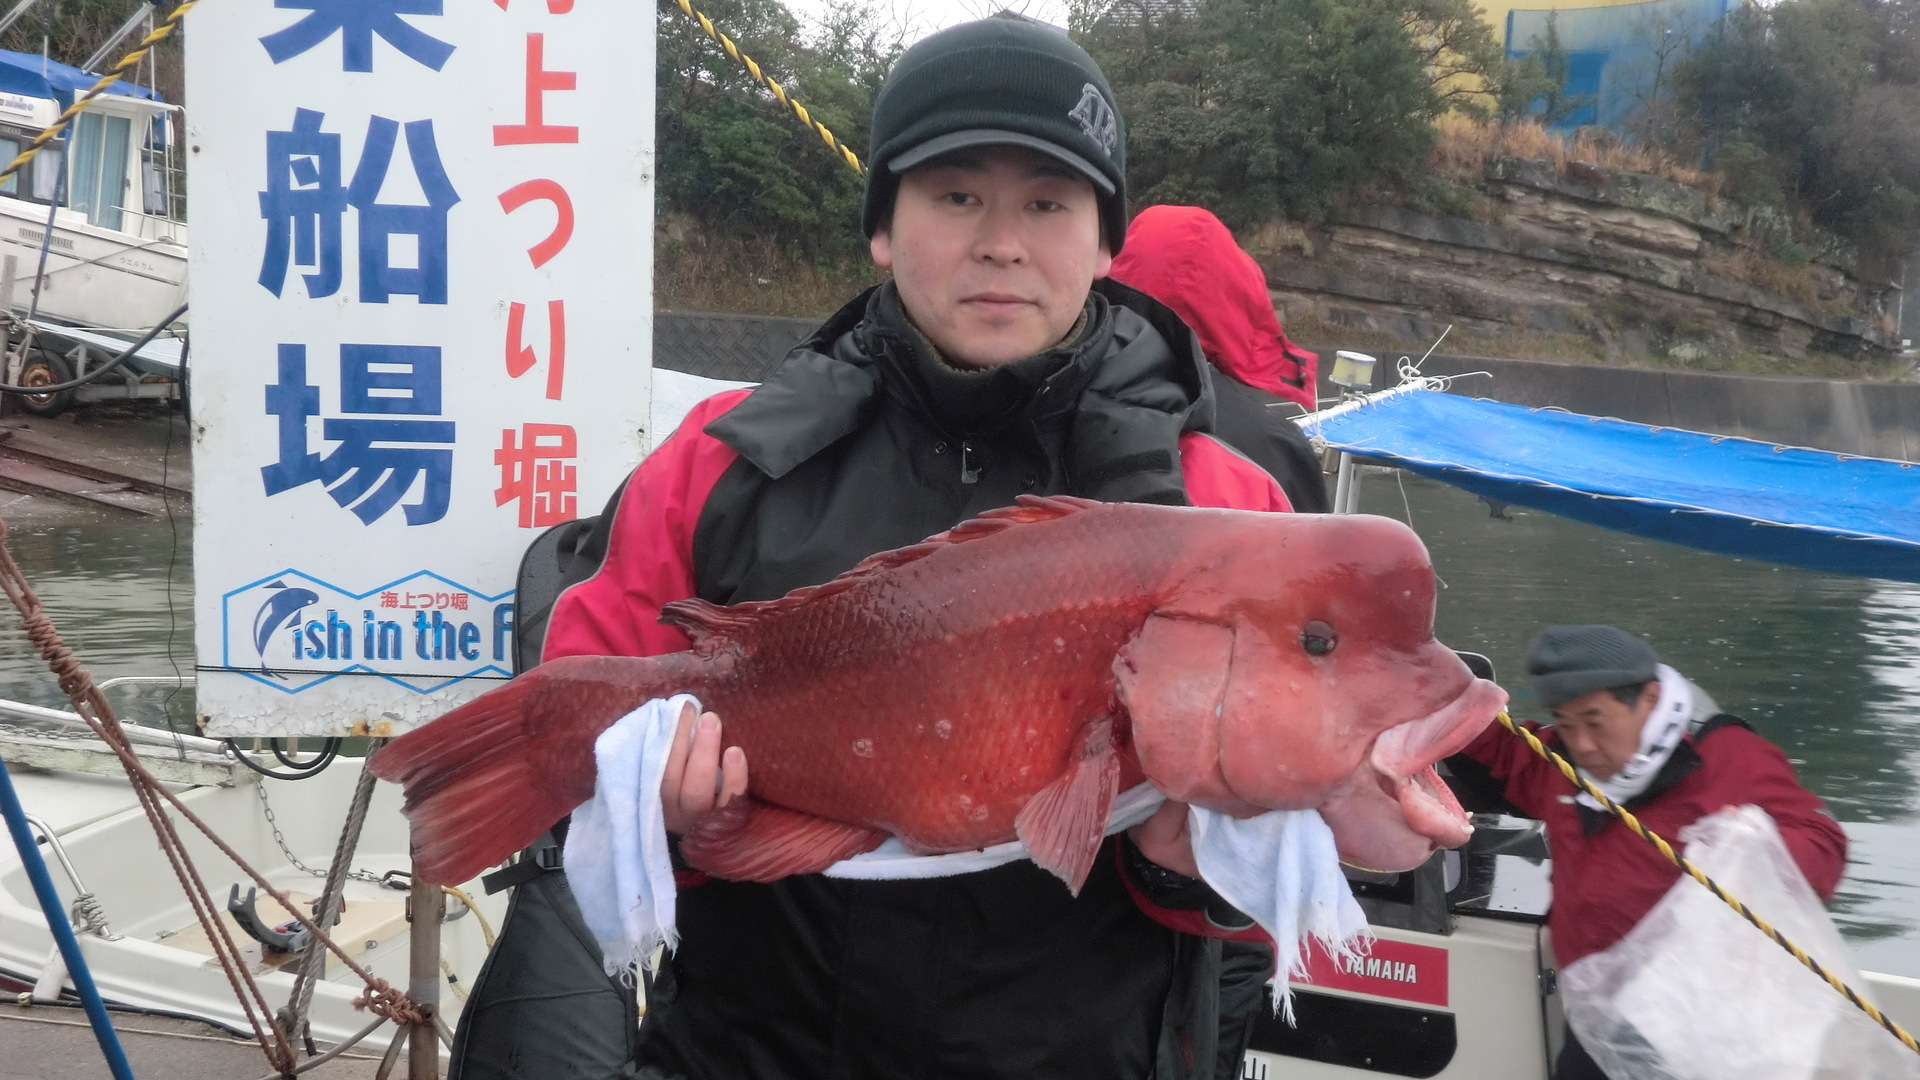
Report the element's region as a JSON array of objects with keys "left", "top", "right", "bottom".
[
  {"left": 889, "top": 129, "right": 1117, "bottom": 195},
  {"left": 1533, "top": 668, "right": 1655, "bottom": 708}
]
